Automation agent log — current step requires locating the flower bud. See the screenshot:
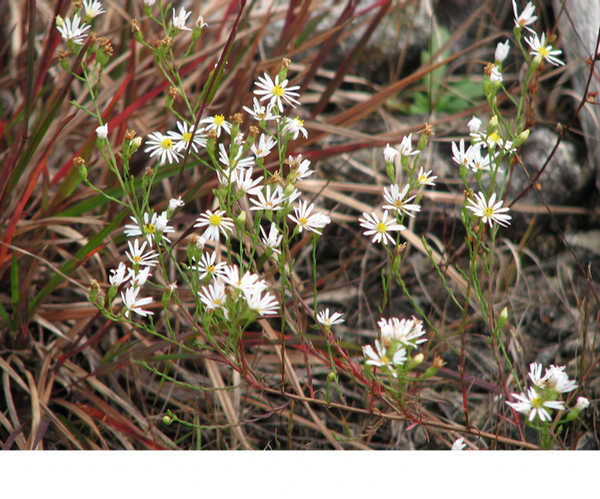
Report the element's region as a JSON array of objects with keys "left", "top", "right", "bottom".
[
  {"left": 467, "top": 116, "right": 481, "bottom": 134},
  {"left": 495, "top": 40, "right": 510, "bottom": 64},
  {"left": 55, "top": 15, "right": 64, "bottom": 29},
  {"left": 513, "top": 129, "right": 530, "bottom": 148},
  {"left": 487, "top": 115, "right": 498, "bottom": 134},
  {"left": 96, "top": 123, "right": 108, "bottom": 139},
  {"left": 162, "top": 415, "right": 172, "bottom": 425}
]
